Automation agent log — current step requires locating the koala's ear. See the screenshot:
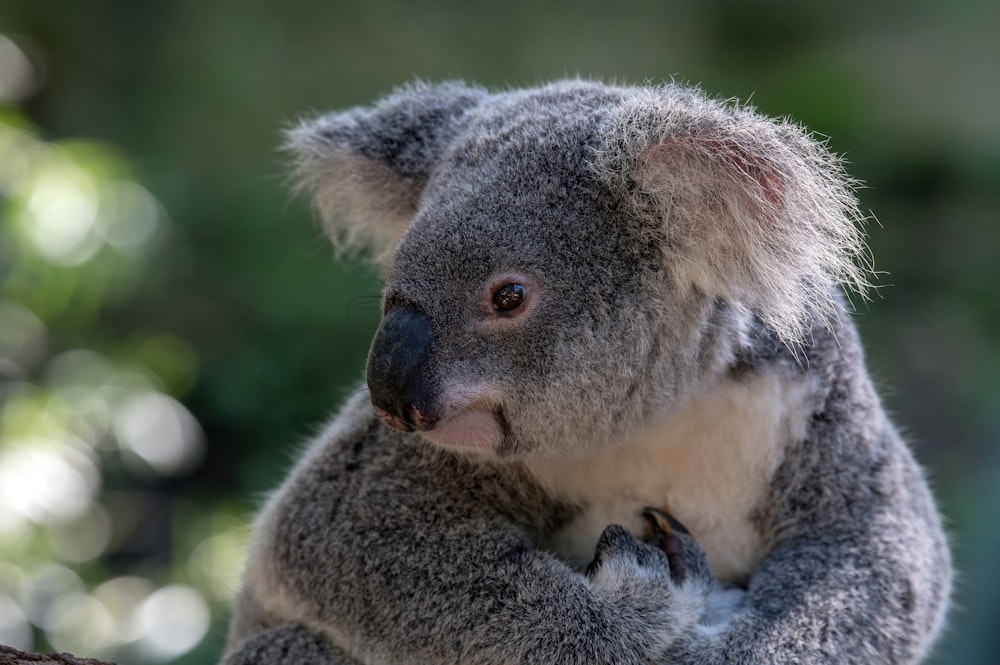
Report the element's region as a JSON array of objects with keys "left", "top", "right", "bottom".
[
  {"left": 285, "top": 81, "right": 485, "bottom": 264},
  {"left": 596, "top": 86, "right": 870, "bottom": 343}
]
